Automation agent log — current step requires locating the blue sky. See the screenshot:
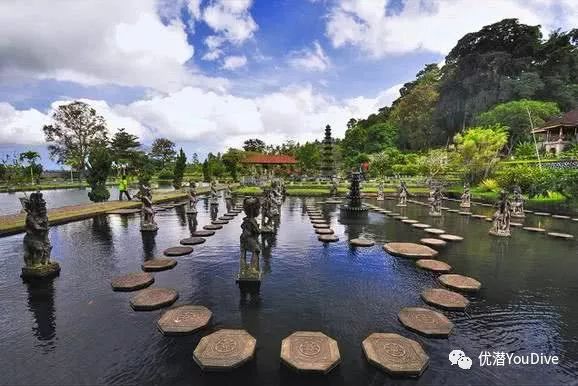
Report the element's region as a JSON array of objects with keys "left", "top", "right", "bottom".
[{"left": 0, "top": 0, "right": 575, "bottom": 168}]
